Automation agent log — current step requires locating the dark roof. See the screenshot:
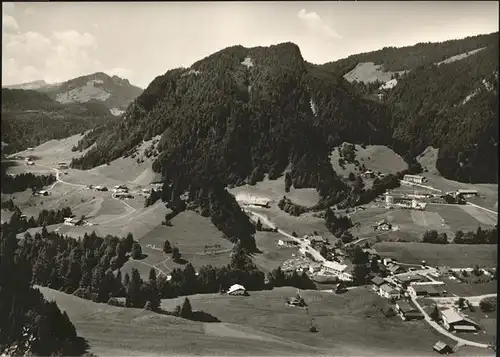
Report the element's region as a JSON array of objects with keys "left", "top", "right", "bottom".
[
  {"left": 371, "top": 276, "right": 385, "bottom": 286},
  {"left": 425, "top": 285, "right": 441, "bottom": 295},
  {"left": 388, "top": 264, "right": 403, "bottom": 273},
  {"left": 396, "top": 301, "right": 417, "bottom": 313},
  {"left": 405, "top": 311, "right": 424, "bottom": 319}
]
